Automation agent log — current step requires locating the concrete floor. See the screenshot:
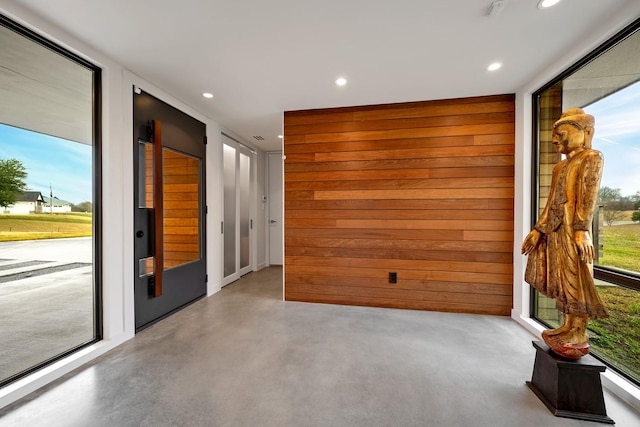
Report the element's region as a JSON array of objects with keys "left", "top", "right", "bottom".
[{"left": 1, "top": 266, "right": 639, "bottom": 426}]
